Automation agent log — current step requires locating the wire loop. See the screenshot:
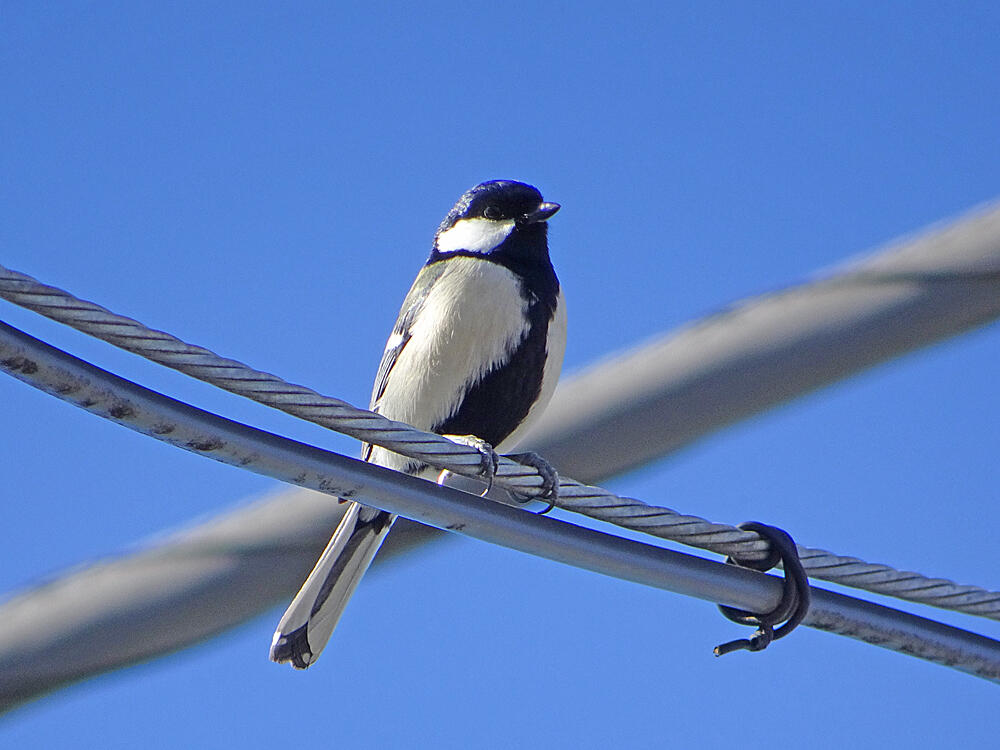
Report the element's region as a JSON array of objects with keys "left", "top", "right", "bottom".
[{"left": 714, "top": 522, "right": 811, "bottom": 657}]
